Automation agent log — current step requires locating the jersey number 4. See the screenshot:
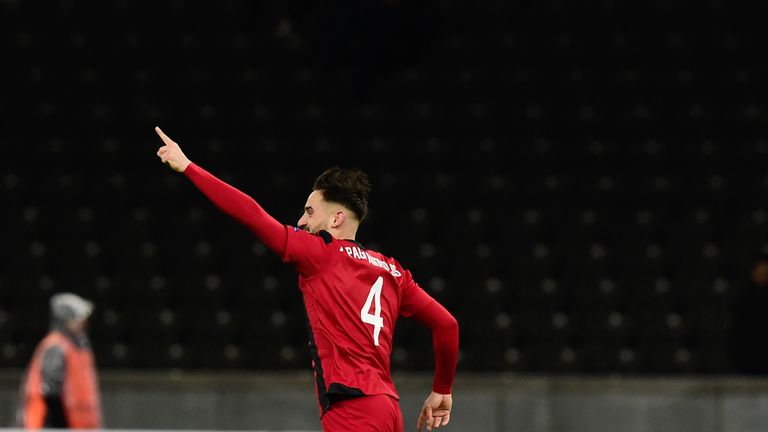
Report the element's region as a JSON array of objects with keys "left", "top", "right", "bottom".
[{"left": 360, "top": 276, "right": 384, "bottom": 346}]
